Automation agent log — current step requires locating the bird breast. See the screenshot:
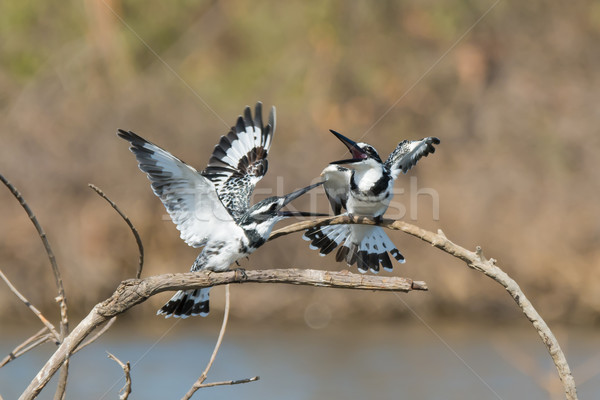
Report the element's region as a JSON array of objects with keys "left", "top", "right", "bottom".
[{"left": 201, "top": 230, "right": 251, "bottom": 271}]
